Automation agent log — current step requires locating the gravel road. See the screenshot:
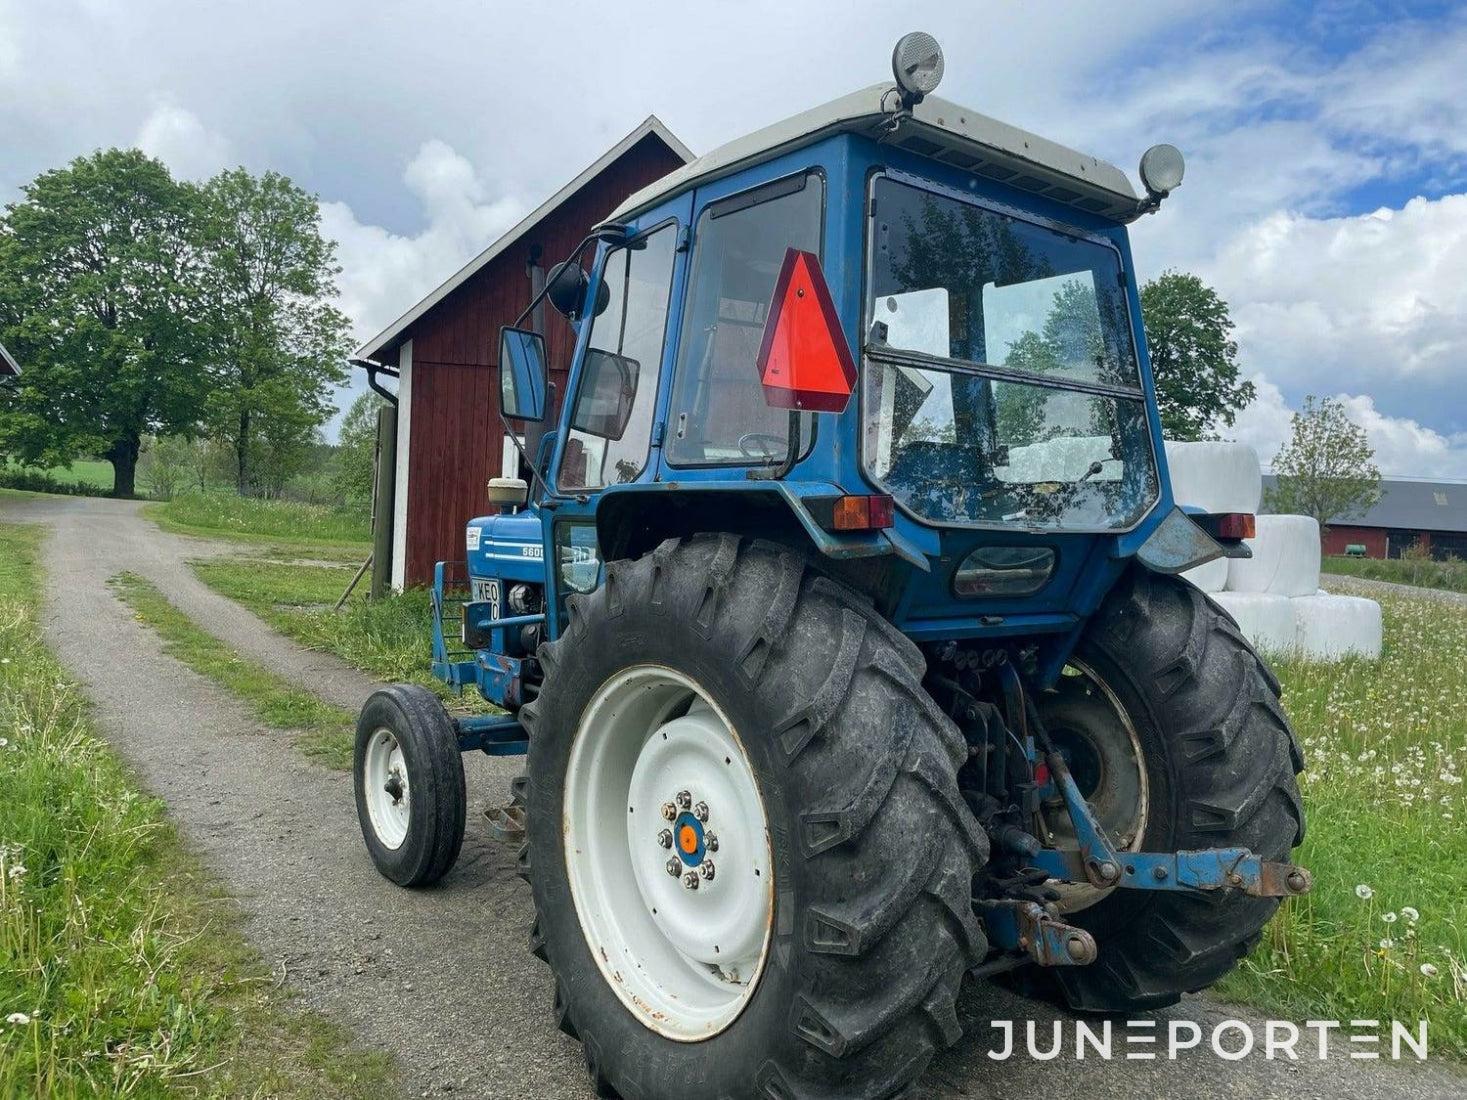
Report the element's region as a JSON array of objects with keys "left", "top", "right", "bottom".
[{"left": 3, "top": 494, "right": 1459, "bottom": 1099}]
